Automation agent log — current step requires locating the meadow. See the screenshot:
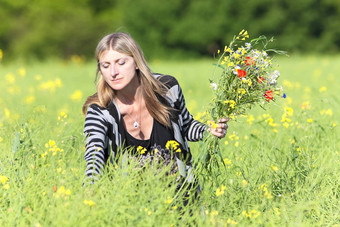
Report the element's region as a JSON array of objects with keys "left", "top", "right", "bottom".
[{"left": 0, "top": 55, "right": 339, "bottom": 226}]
